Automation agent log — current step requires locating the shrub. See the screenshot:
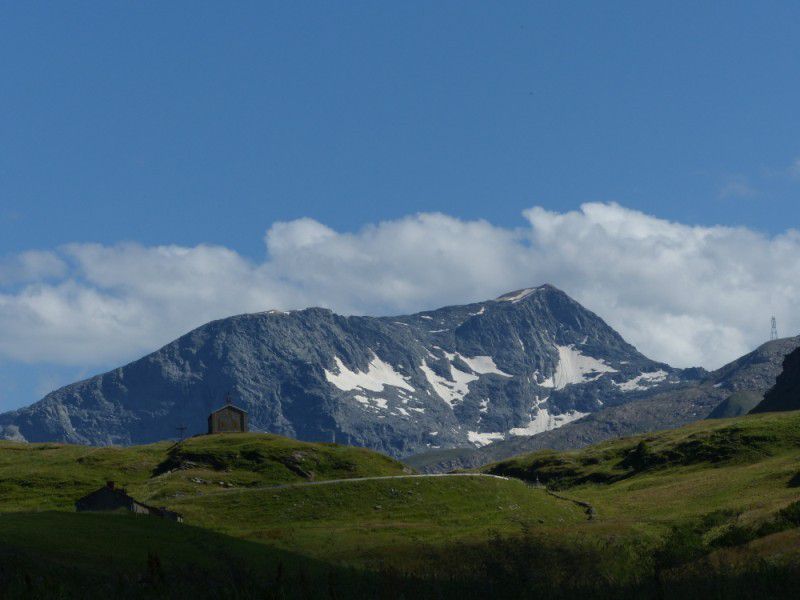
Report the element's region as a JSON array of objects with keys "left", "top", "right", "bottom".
[
  {"left": 622, "top": 441, "right": 654, "bottom": 471},
  {"left": 700, "top": 509, "right": 737, "bottom": 530},
  {"left": 713, "top": 525, "right": 758, "bottom": 548},
  {"left": 654, "top": 525, "right": 705, "bottom": 570},
  {"left": 778, "top": 500, "right": 800, "bottom": 525}
]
